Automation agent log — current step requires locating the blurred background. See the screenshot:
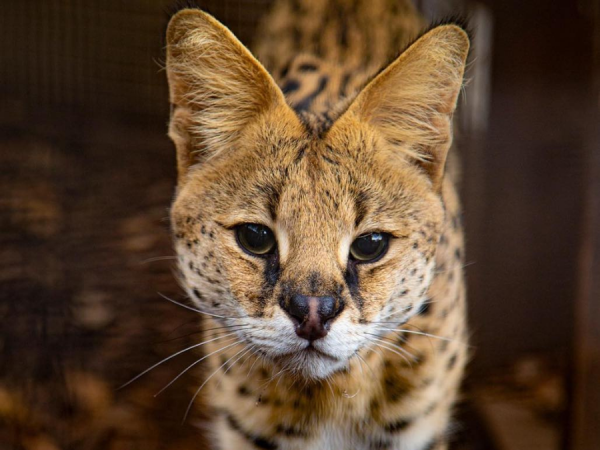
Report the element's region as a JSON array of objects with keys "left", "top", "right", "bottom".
[{"left": 0, "top": 0, "right": 598, "bottom": 449}]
